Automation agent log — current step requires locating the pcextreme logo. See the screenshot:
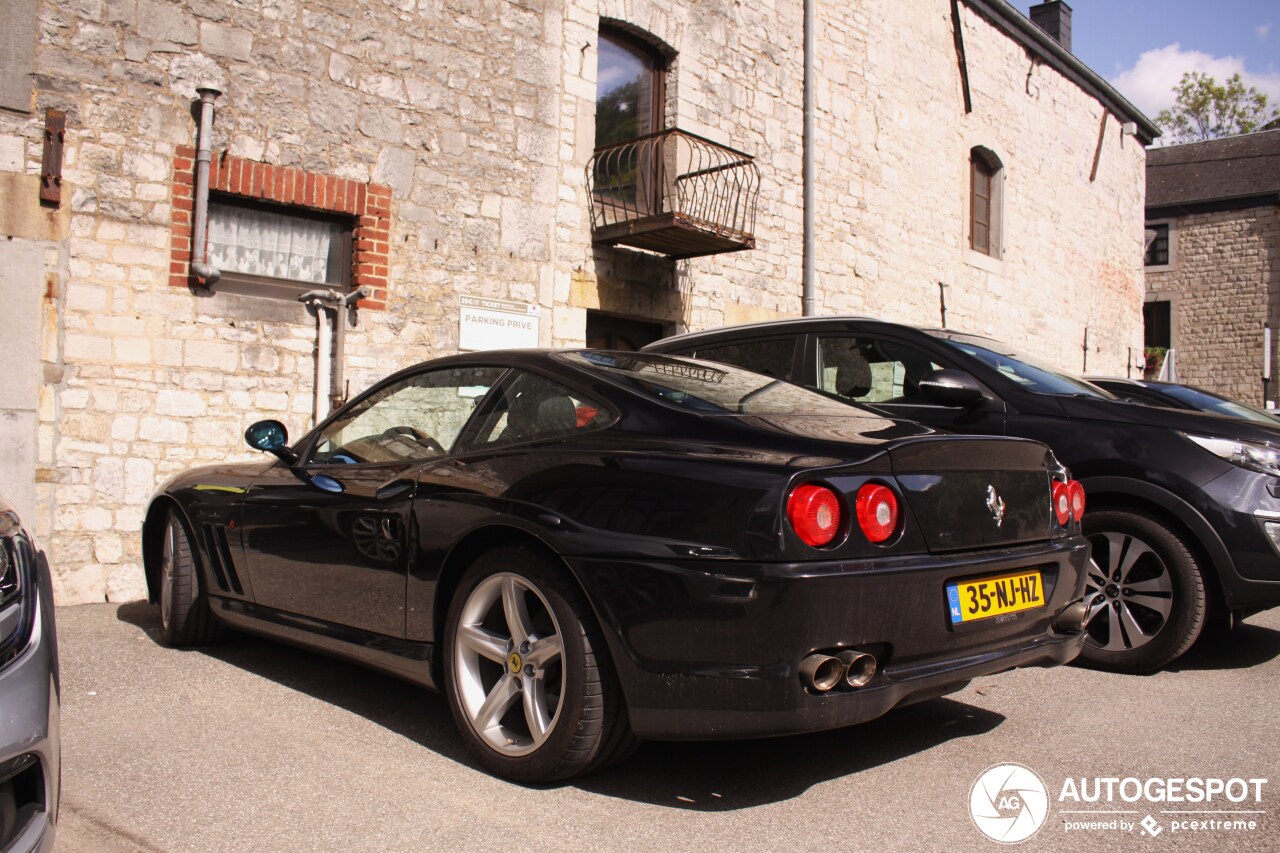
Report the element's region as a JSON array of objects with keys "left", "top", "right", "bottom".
[{"left": 970, "top": 765, "right": 1269, "bottom": 843}]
